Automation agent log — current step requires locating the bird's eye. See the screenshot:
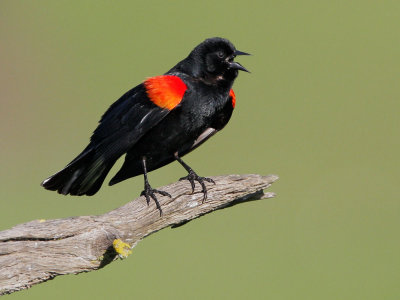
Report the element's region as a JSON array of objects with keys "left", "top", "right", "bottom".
[{"left": 217, "top": 51, "right": 224, "bottom": 58}]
